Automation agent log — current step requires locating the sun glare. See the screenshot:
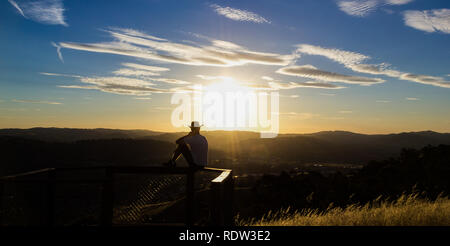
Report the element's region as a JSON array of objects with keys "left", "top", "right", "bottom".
[
  {"left": 194, "top": 76, "right": 271, "bottom": 132},
  {"left": 203, "top": 77, "right": 254, "bottom": 93}
]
